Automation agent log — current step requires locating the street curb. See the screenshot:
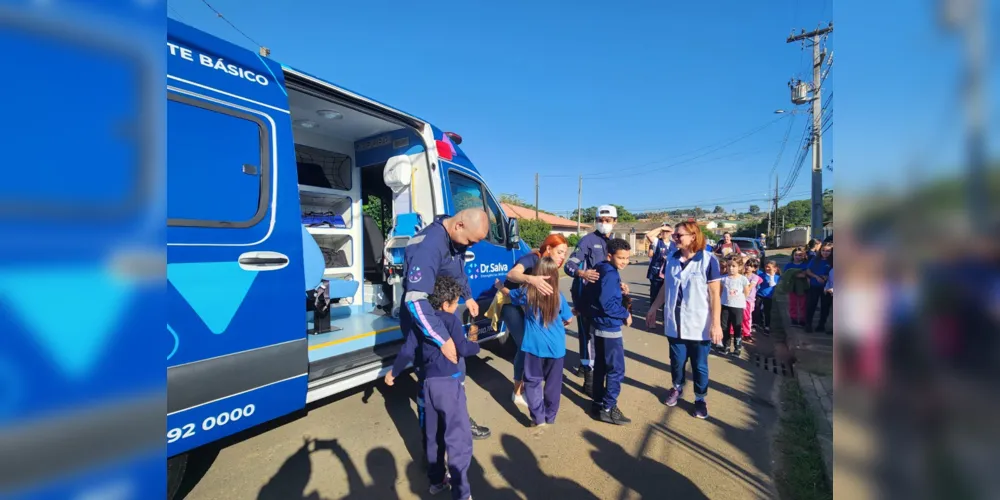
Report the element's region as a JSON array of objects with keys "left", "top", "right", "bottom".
[{"left": 795, "top": 370, "right": 834, "bottom": 483}]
